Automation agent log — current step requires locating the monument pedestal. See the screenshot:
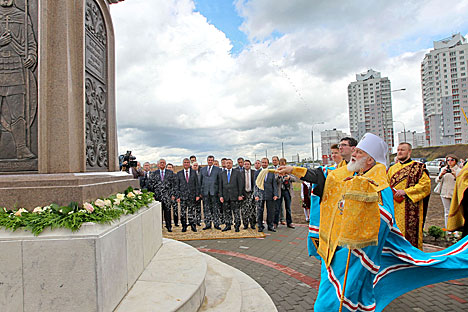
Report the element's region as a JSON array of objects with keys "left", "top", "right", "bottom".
[
  {"left": 0, "top": 172, "right": 139, "bottom": 209},
  {"left": 0, "top": 201, "right": 162, "bottom": 312}
]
